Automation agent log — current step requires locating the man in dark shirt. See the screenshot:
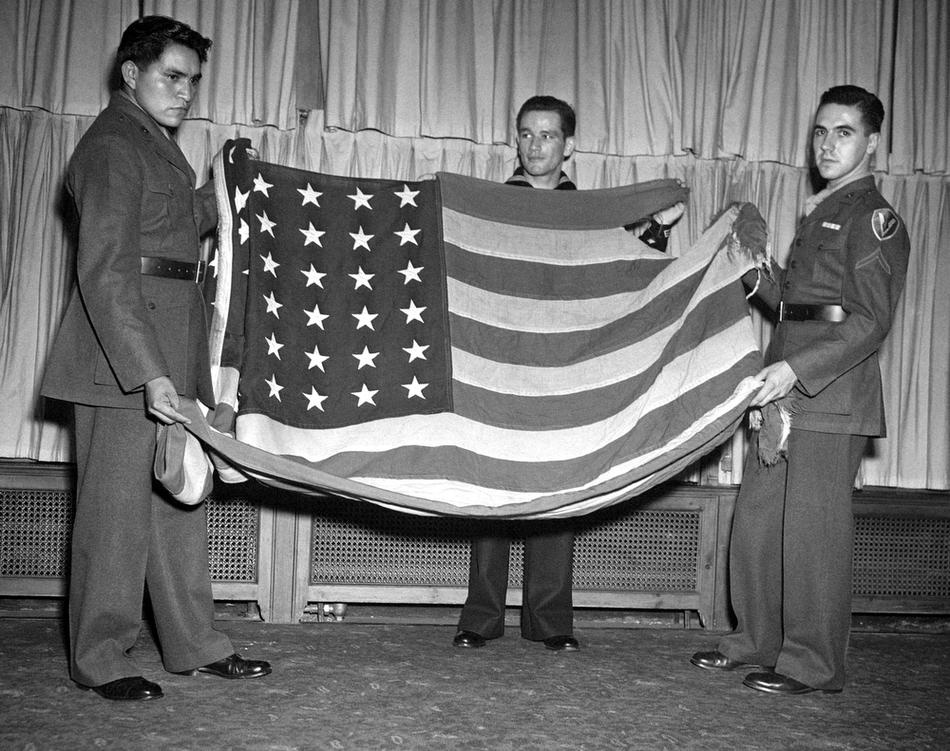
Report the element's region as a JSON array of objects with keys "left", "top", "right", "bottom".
[
  {"left": 453, "top": 95, "right": 683, "bottom": 652},
  {"left": 453, "top": 96, "right": 581, "bottom": 652}
]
